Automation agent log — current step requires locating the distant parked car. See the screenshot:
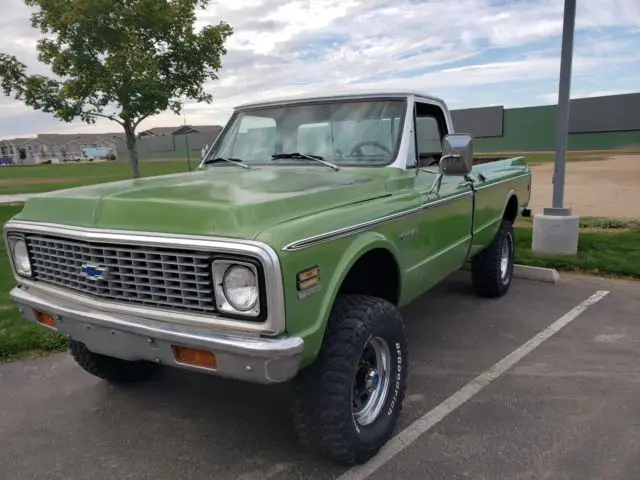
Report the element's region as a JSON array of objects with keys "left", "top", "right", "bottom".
[{"left": 83, "top": 147, "right": 109, "bottom": 159}]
